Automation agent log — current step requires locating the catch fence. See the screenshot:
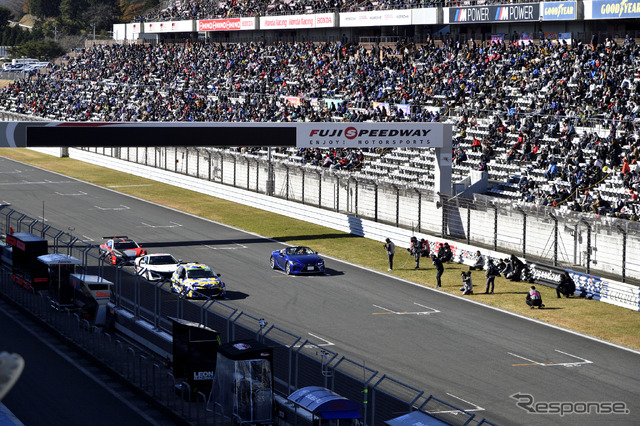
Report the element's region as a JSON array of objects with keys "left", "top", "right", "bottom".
[{"left": 81, "top": 146, "right": 640, "bottom": 283}]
